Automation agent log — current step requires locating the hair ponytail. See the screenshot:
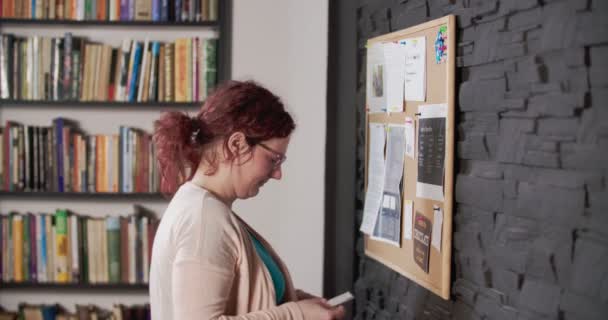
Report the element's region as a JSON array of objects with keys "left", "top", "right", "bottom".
[{"left": 154, "top": 111, "right": 208, "bottom": 195}]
